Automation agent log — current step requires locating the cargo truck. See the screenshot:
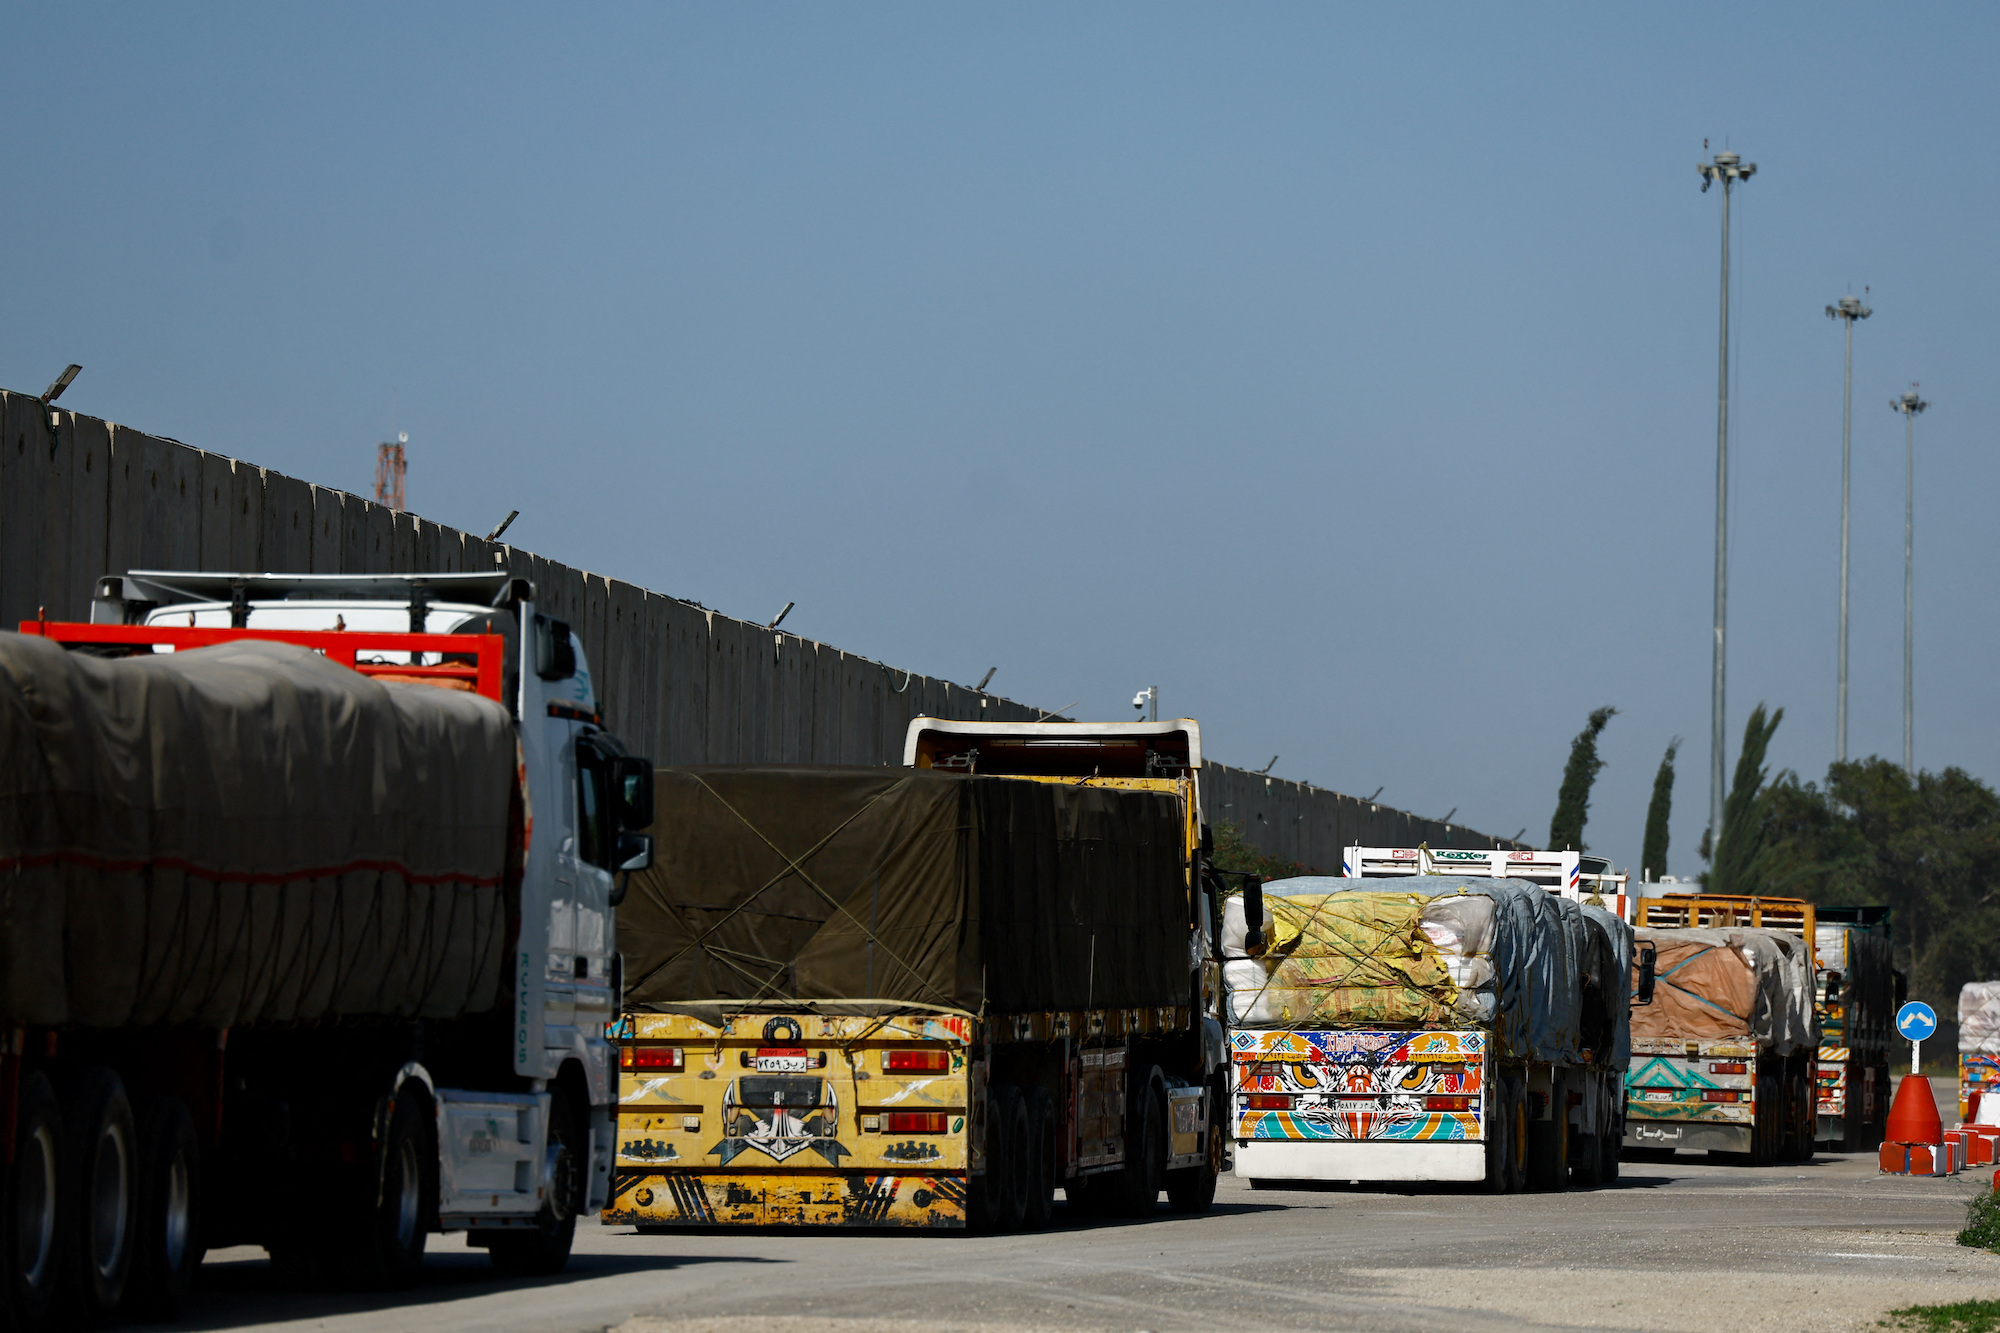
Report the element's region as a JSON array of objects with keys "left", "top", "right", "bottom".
[
  {"left": 1813, "top": 907, "right": 1893, "bottom": 1150},
  {"left": 604, "top": 719, "right": 1225, "bottom": 1229},
  {"left": 1222, "top": 874, "right": 1635, "bottom": 1190},
  {"left": 1961, "top": 982, "right": 2000, "bottom": 1123},
  {"left": 2, "top": 569, "right": 654, "bottom": 1324},
  {"left": 1623, "top": 894, "right": 1818, "bottom": 1162}
]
